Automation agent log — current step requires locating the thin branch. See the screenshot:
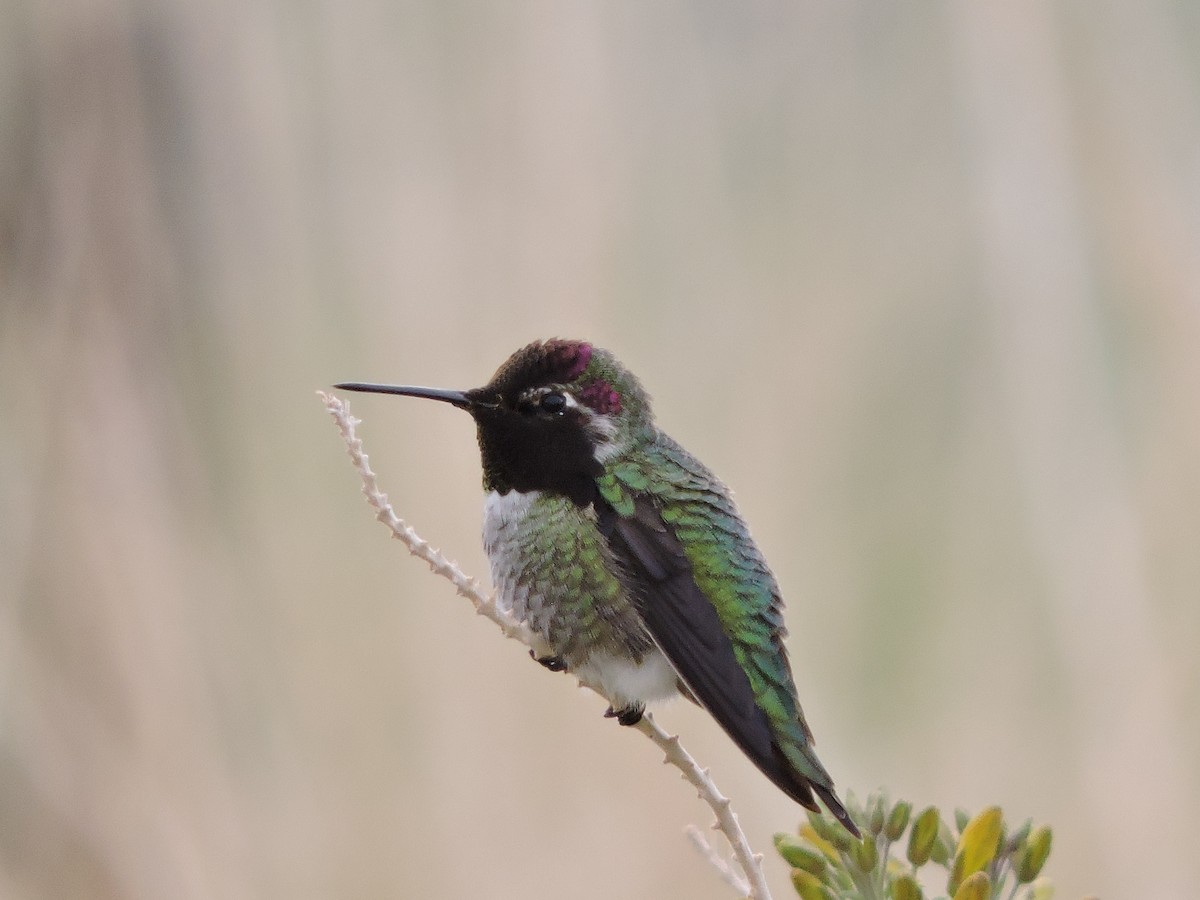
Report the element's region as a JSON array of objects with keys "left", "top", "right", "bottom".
[
  {"left": 640, "top": 718, "right": 766, "bottom": 899},
  {"left": 319, "top": 391, "right": 773, "bottom": 900},
  {"left": 686, "top": 825, "right": 751, "bottom": 896}
]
